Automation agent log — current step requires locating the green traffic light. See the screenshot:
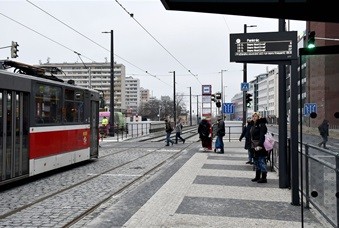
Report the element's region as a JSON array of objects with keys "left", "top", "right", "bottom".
[
  {"left": 307, "top": 31, "right": 316, "bottom": 49},
  {"left": 307, "top": 43, "right": 315, "bottom": 49}
]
